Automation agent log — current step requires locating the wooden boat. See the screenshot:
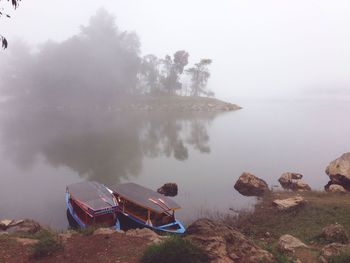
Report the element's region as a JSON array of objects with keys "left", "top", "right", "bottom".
[
  {"left": 109, "top": 182, "right": 185, "bottom": 234},
  {"left": 66, "top": 181, "right": 120, "bottom": 229}
]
